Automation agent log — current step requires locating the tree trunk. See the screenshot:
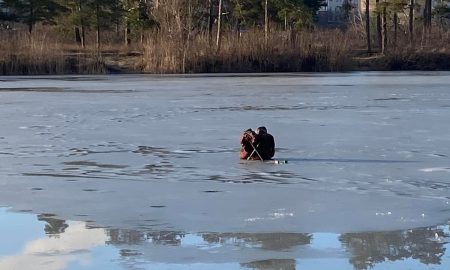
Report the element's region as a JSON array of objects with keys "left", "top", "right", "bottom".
[
  {"left": 81, "top": 24, "right": 86, "bottom": 48},
  {"left": 264, "top": 0, "right": 268, "bottom": 47},
  {"left": 125, "top": 20, "right": 131, "bottom": 46},
  {"left": 365, "top": 0, "right": 371, "bottom": 53},
  {"left": 75, "top": 27, "right": 82, "bottom": 45},
  {"left": 393, "top": 13, "right": 398, "bottom": 49},
  {"left": 409, "top": 0, "right": 414, "bottom": 46},
  {"left": 79, "top": 0, "right": 86, "bottom": 48},
  {"left": 183, "top": 0, "right": 193, "bottom": 73},
  {"left": 216, "top": 0, "right": 223, "bottom": 51},
  {"left": 187, "top": 0, "right": 192, "bottom": 42},
  {"left": 290, "top": 27, "right": 296, "bottom": 48},
  {"left": 28, "top": 21, "right": 33, "bottom": 35},
  {"left": 96, "top": 4, "right": 101, "bottom": 50},
  {"left": 382, "top": 5, "right": 387, "bottom": 54},
  {"left": 124, "top": 26, "right": 128, "bottom": 46},
  {"left": 425, "top": 0, "right": 432, "bottom": 44},
  {"left": 208, "top": 0, "right": 214, "bottom": 43},
  {"left": 28, "top": 2, "right": 34, "bottom": 36},
  {"left": 423, "top": 0, "right": 432, "bottom": 32},
  {"left": 376, "top": 0, "right": 382, "bottom": 49}
]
